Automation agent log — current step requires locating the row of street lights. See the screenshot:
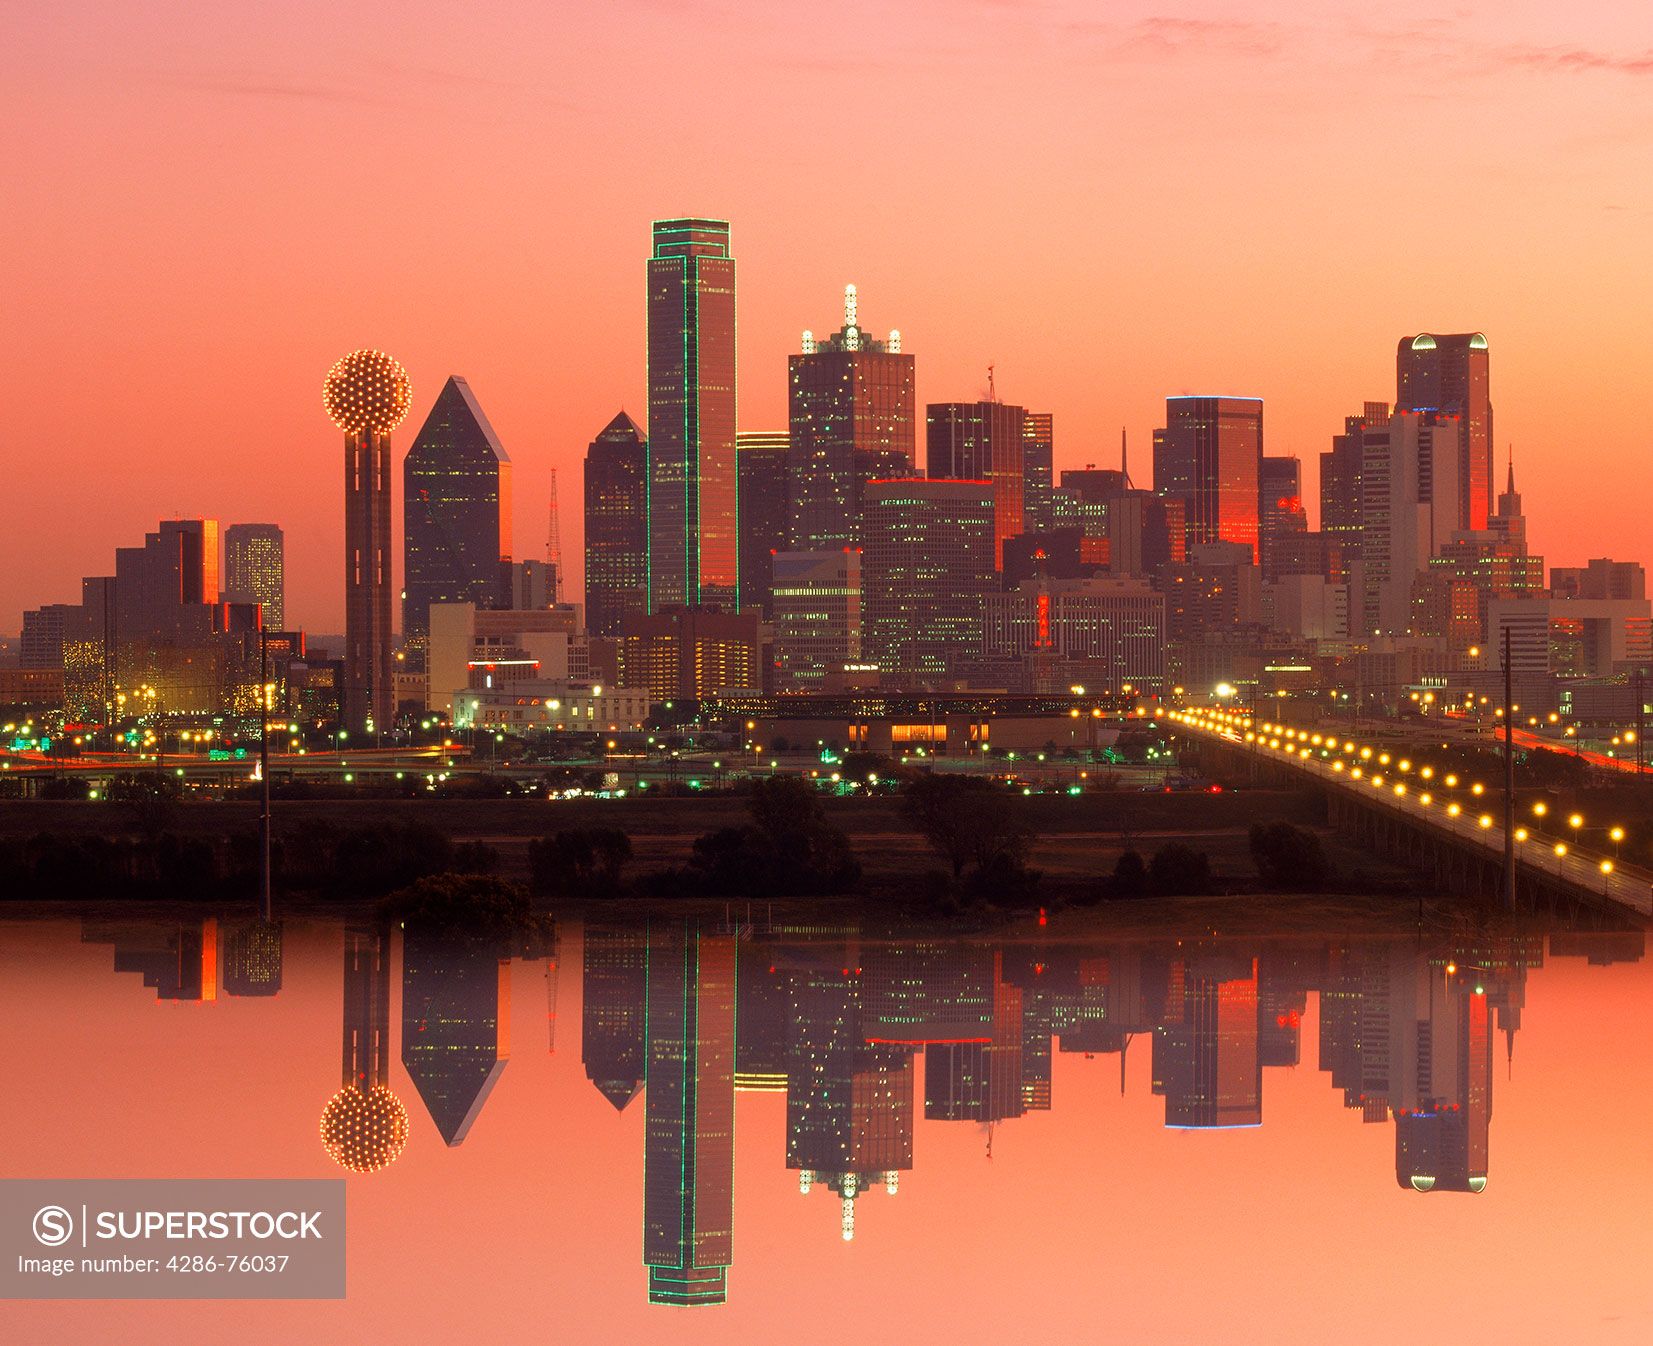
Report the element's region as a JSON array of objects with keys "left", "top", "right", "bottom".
[{"left": 1174, "top": 707, "right": 1629, "bottom": 895}]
